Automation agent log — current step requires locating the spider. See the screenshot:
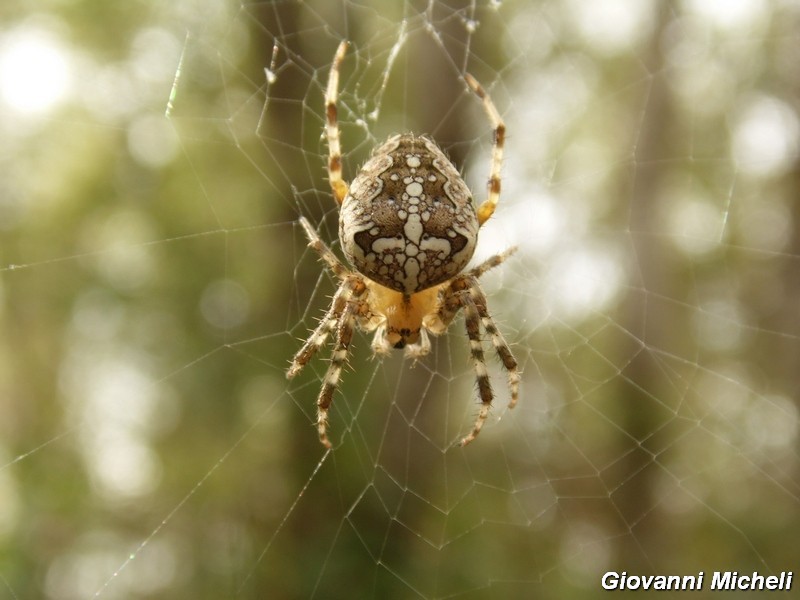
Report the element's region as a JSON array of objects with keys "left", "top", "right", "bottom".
[{"left": 288, "top": 41, "right": 519, "bottom": 448}]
